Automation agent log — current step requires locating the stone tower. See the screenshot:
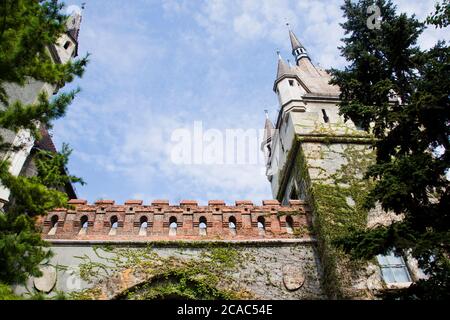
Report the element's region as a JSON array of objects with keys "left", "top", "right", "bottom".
[
  {"left": 0, "top": 9, "right": 83, "bottom": 206},
  {"left": 263, "top": 29, "right": 423, "bottom": 299}
]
